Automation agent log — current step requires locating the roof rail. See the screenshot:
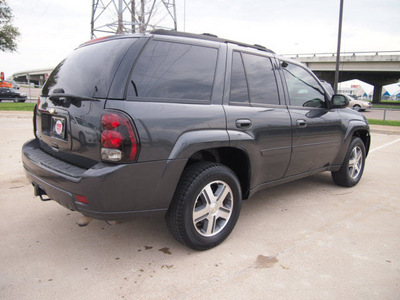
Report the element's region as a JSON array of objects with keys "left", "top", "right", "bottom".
[{"left": 151, "top": 29, "right": 274, "bottom": 54}]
